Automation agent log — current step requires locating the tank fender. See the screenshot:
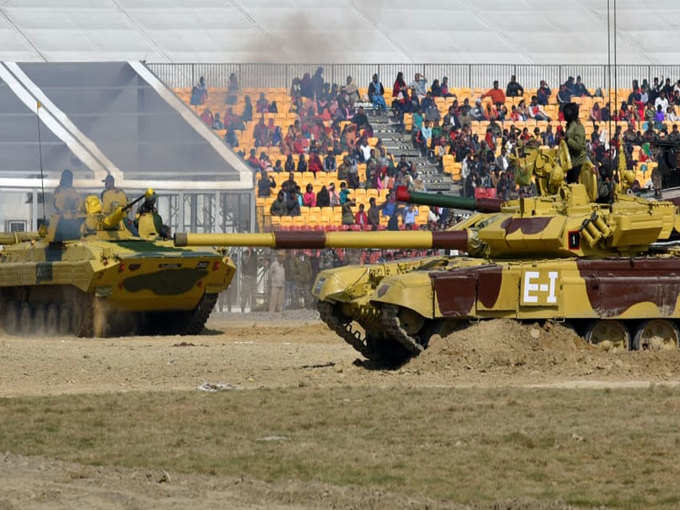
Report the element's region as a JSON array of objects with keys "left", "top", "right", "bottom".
[{"left": 371, "top": 272, "right": 435, "bottom": 319}]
